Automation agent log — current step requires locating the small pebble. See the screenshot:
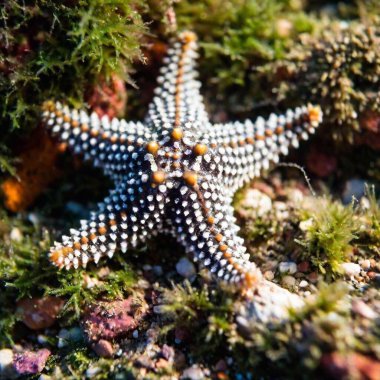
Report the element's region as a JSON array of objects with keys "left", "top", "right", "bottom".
[
  {"left": 156, "top": 358, "right": 169, "bottom": 369},
  {"left": 352, "top": 299, "right": 377, "bottom": 320},
  {"left": 181, "top": 365, "right": 205, "bottom": 380},
  {"left": 17, "top": 296, "right": 64, "bottom": 330},
  {"left": 37, "top": 335, "right": 49, "bottom": 345},
  {"left": 10, "top": 227, "right": 23, "bottom": 242},
  {"left": 287, "top": 188, "right": 304, "bottom": 203},
  {"left": 39, "top": 375, "right": 53, "bottom": 380},
  {"left": 85, "top": 365, "right": 101, "bottom": 378},
  {"left": 27, "top": 213, "right": 40, "bottom": 226},
  {"left": 276, "top": 18, "right": 294, "bottom": 38},
  {"left": 299, "top": 218, "right": 313, "bottom": 231},
  {"left": 241, "top": 189, "right": 272, "bottom": 216},
  {"left": 161, "top": 344, "right": 175, "bottom": 362},
  {"left": 308, "top": 272, "right": 319, "bottom": 283},
  {"left": 135, "top": 355, "right": 155, "bottom": 370},
  {"left": 340, "top": 262, "right": 361, "bottom": 277},
  {"left": 132, "top": 330, "right": 139, "bottom": 339},
  {"left": 367, "top": 271, "right": 376, "bottom": 280},
  {"left": 281, "top": 275, "right": 296, "bottom": 287},
  {"left": 299, "top": 280, "right": 308, "bottom": 288},
  {"left": 264, "top": 270, "right": 274, "bottom": 281},
  {"left": 153, "top": 305, "right": 165, "bottom": 314},
  {"left": 279, "top": 261, "right": 297, "bottom": 275},
  {"left": 274, "top": 201, "right": 289, "bottom": 219},
  {"left": 146, "top": 327, "right": 159, "bottom": 344},
  {"left": 83, "top": 275, "right": 101, "bottom": 289},
  {"left": 92, "top": 339, "right": 114, "bottom": 358},
  {"left": 297, "top": 261, "right": 310, "bottom": 273},
  {"left": 176, "top": 257, "right": 196, "bottom": 278},
  {"left": 360, "top": 196, "right": 370, "bottom": 210},
  {"left": 0, "top": 349, "right": 14, "bottom": 377},
  {"left": 359, "top": 259, "right": 371, "bottom": 271}
]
